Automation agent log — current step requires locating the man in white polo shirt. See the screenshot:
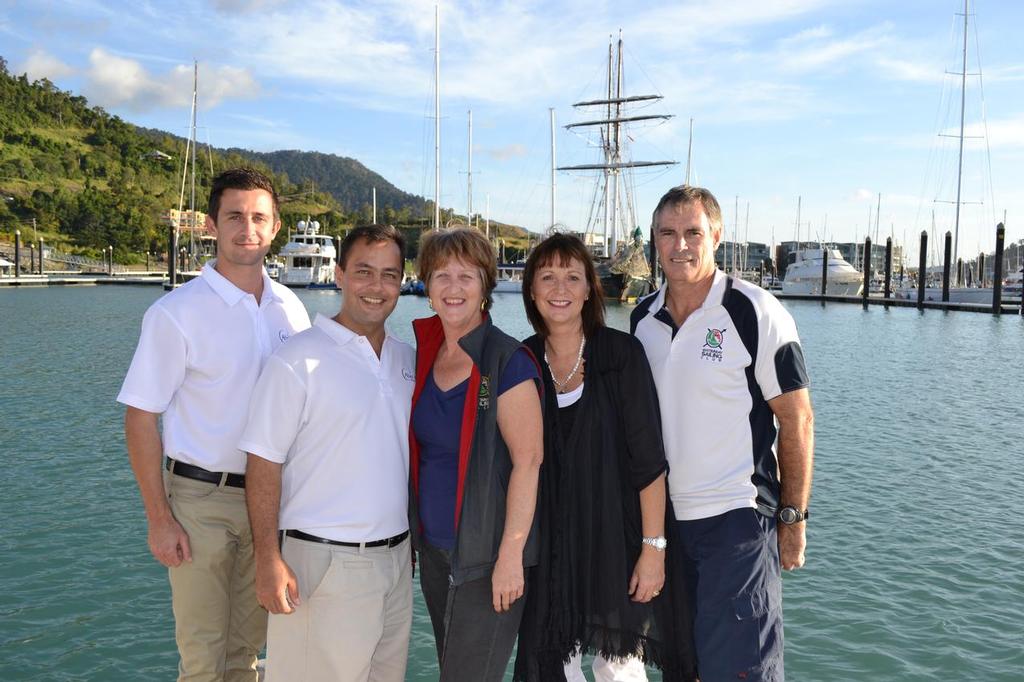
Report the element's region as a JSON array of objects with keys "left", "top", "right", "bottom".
[
  {"left": 241, "top": 224, "right": 415, "bottom": 682},
  {"left": 118, "top": 168, "right": 310, "bottom": 681},
  {"left": 631, "top": 185, "right": 814, "bottom": 682}
]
